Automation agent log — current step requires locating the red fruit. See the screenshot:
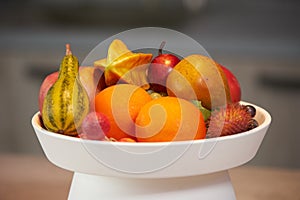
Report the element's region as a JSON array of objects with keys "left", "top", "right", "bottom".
[
  {"left": 219, "top": 65, "right": 241, "bottom": 103},
  {"left": 79, "top": 112, "right": 110, "bottom": 140},
  {"left": 207, "top": 103, "right": 253, "bottom": 138},
  {"left": 38, "top": 71, "right": 59, "bottom": 114},
  {"left": 148, "top": 41, "right": 180, "bottom": 93}
]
